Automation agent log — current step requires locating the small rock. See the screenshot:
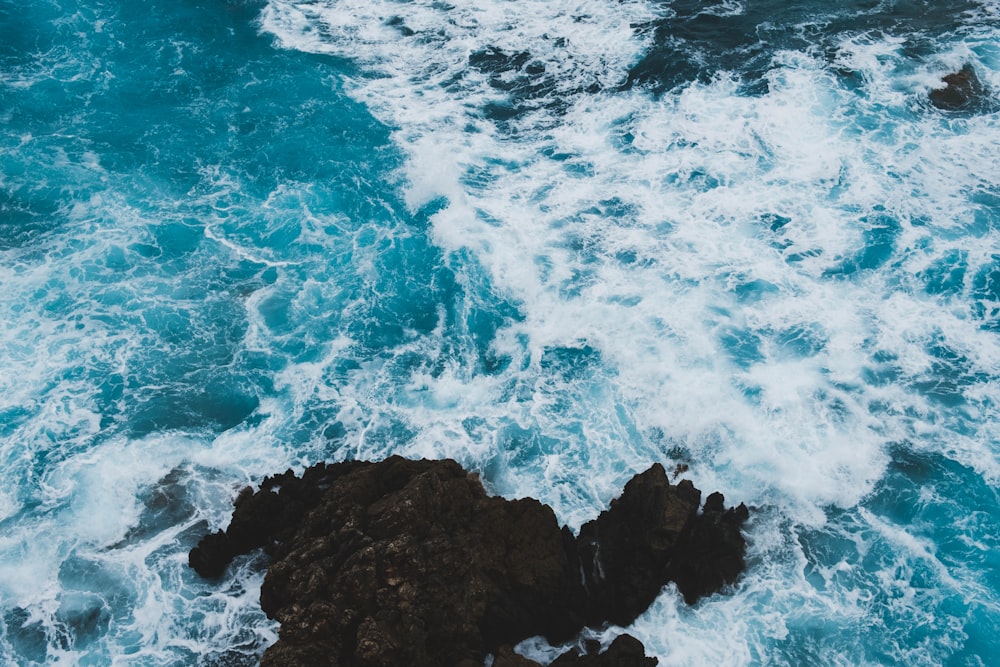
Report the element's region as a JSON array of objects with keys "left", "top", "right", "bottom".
[{"left": 930, "top": 64, "right": 990, "bottom": 112}]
